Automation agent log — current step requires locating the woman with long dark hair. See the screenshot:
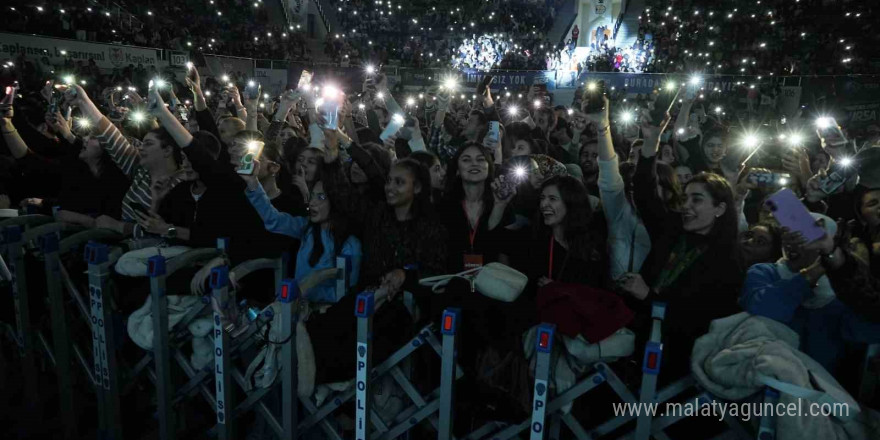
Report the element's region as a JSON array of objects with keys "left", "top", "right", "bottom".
[
  {"left": 532, "top": 175, "right": 607, "bottom": 287},
  {"left": 620, "top": 118, "right": 742, "bottom": 383},
  {"left": 243, "top": 167, "right": 361, "bottom": 303},
  {"left": 293, "top": 155, "right": 449, "bottom": 393}
]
